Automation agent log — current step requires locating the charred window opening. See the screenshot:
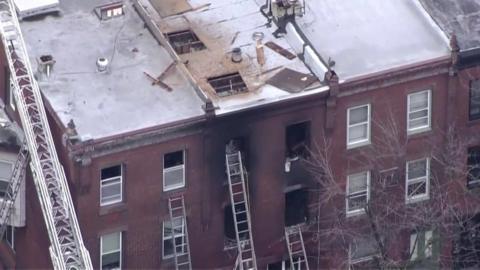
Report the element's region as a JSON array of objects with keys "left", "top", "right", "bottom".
[
  {"left": 468, "top": 147, "right": 480, "bottom": 188},
  {"left": 454, "top": 214, "right": 480, "bottom": 269},
  {"left": 267, "top": 261, "right": 291, "bottom": 270},
  {"left": 208, "top": 72, "right": 247, "bottom": 97},
  {"left": 166, "top": 30, "right": 206, "bottom": 55},
  {"left": 224, "top": 205, "right": 236, "bottom": 241},
  {"left": 286, "top": 122, "right": 310, "bottom": 159},
  {"left": 285, "top": 189, "right": 308, "bottom": 226},
  {"left": 226, "top": 137, "right": 249, "bottom": 169}
]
